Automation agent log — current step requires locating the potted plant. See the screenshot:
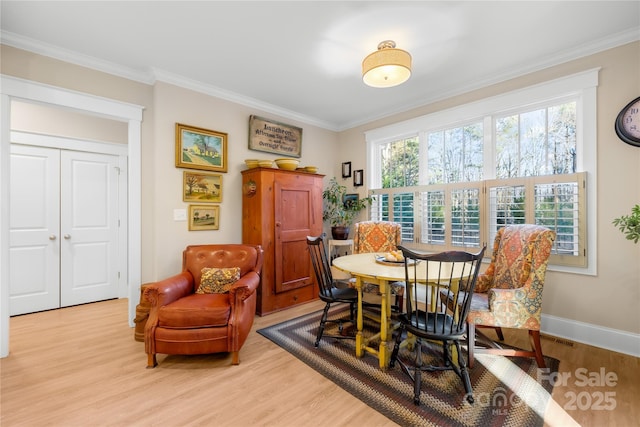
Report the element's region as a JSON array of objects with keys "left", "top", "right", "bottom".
[
  {"left": 613, "top": 204, "right": 640, "bottom": 244},
  {"left": 322, "top": 177, "right": 371, "bottom": 240}
]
